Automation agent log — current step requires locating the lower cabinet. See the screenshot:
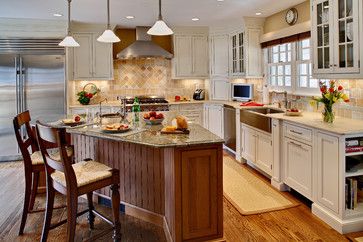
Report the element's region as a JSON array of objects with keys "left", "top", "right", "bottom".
[
  {"left": 316, "top": 132, "right": 340, "bottom": 213},
  {"left": 241, "top": 124, "right": 272, "bottom": 176},
  {"left": 284, "top": 137, "right": 313, "bottom": 200},
  {"left": 204, "top": 104, "right": 224, "bottom": 138}
]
